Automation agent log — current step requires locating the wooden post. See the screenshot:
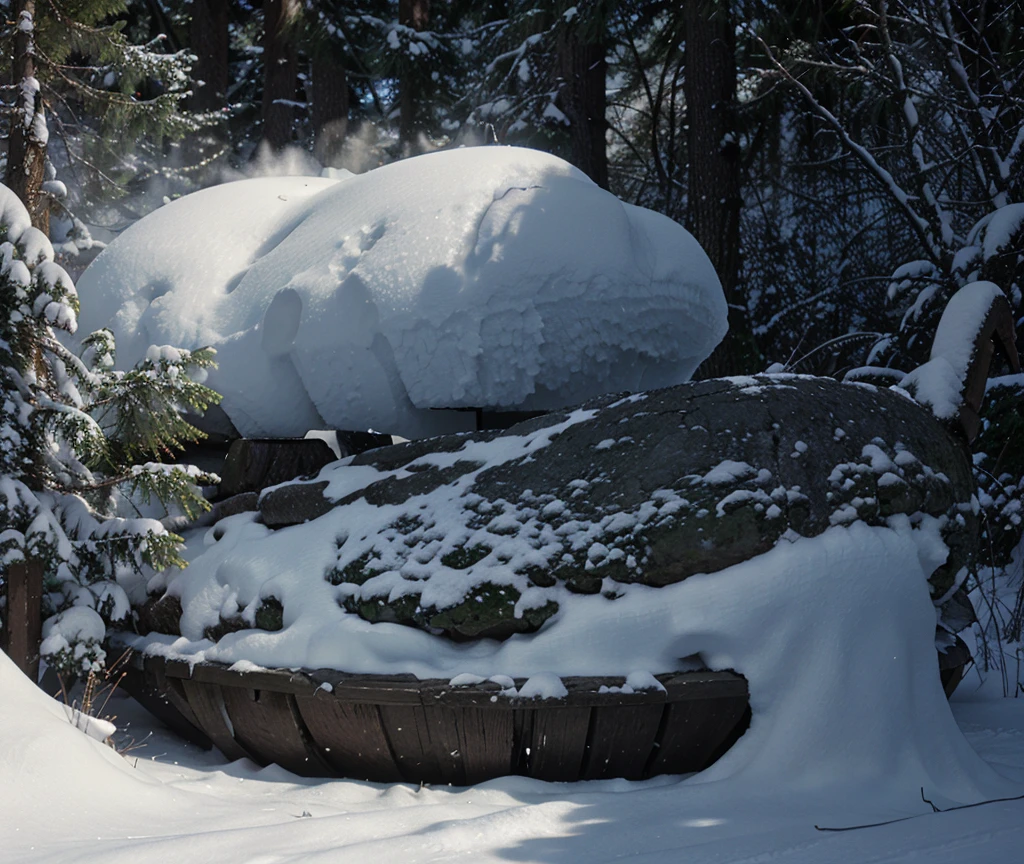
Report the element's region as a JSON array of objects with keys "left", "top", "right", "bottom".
[
  {"left": 957, "top": 290, "right": 1020, "bottom": 443},
  {"left": 1, "top": 559, "right": 44, "bottom": 681}
]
